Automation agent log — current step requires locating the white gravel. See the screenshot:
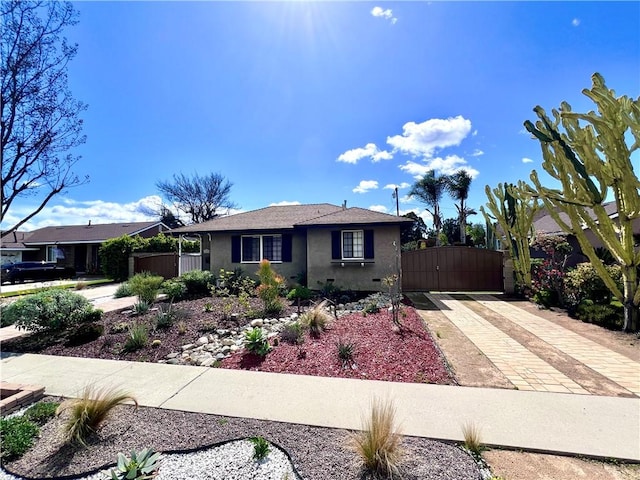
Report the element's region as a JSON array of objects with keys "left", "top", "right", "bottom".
[{"left": 1, "top": 440, "right": 300, "bottom": 480}]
